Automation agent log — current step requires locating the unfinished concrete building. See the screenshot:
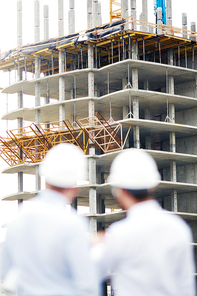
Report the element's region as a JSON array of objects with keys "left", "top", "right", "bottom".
[{"left": 1, "top": 0, "right": 197, "bottom": 279}]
